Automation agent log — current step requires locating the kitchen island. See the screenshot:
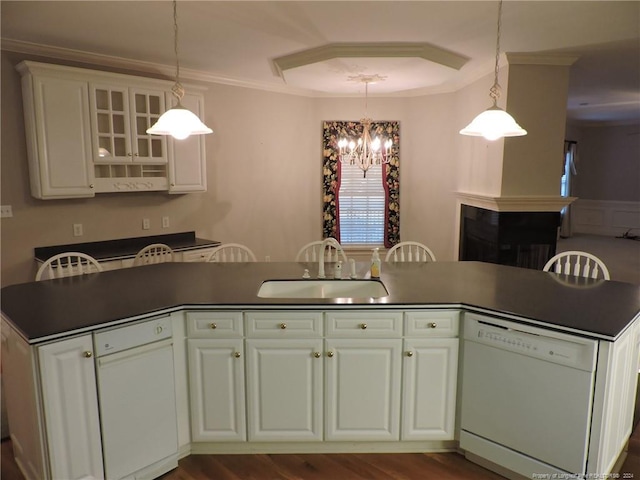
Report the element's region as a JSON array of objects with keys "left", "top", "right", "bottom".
[{"left": 2, "top": 261, "right": 639, "bottom": 480}]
